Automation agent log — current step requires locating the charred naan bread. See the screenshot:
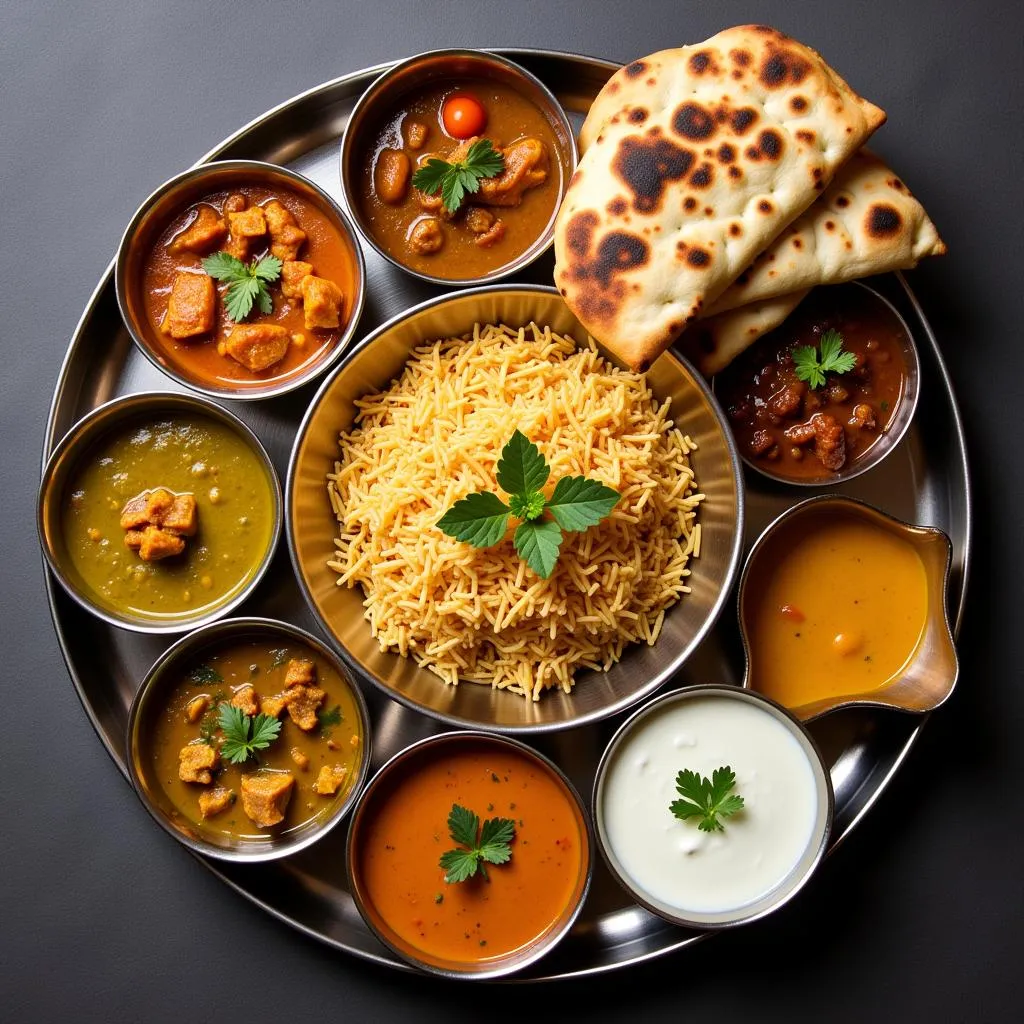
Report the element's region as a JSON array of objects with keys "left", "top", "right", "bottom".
[
  {"left": 679, "top": 151, "right": 946, "bottom": 375},
  {"left": 554, "top": 25, "right": 885, "bottom": 370},
  {"left": 702, "top": 150, "right": 946, "bottom": 317}
]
